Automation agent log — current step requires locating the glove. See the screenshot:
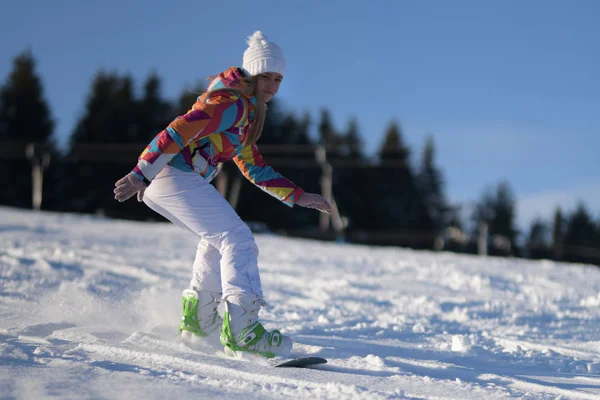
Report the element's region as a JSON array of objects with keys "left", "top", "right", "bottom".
[
  {"left": 114, "top": 173, "right": 147, "bottom": 202},
  {"left": 295, "top": 192, "right": 332, "bottom": 214}
]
